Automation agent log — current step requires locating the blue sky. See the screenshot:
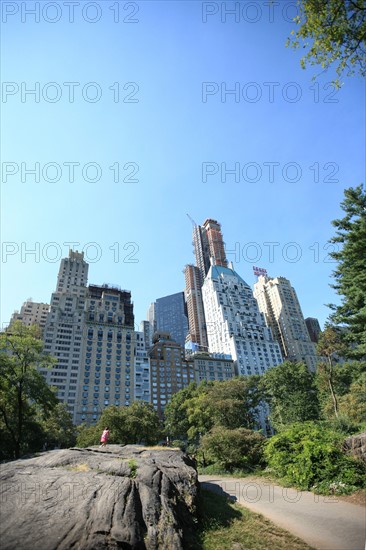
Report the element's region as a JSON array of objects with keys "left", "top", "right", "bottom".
[{"left": 1, "top": 0, "right": 365, "bottom": 331}]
